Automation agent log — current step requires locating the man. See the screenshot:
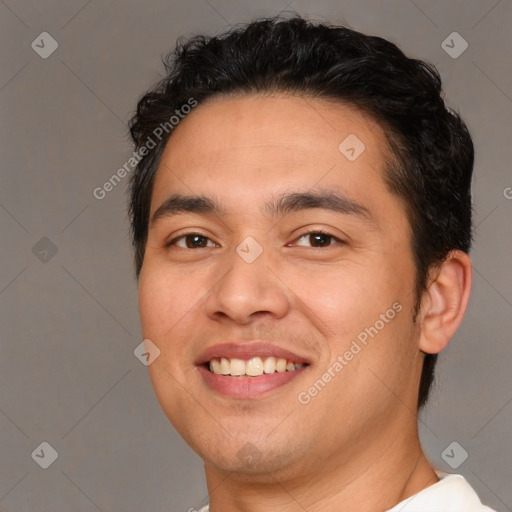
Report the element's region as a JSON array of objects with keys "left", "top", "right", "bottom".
[{"left": 128, "top": 16, "right": 495, "bottom": 511}]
